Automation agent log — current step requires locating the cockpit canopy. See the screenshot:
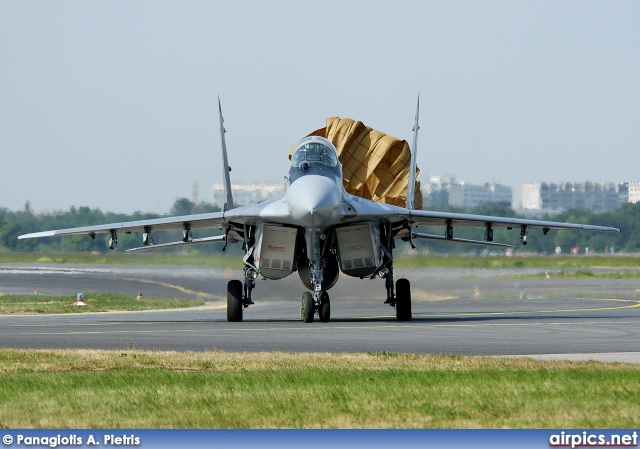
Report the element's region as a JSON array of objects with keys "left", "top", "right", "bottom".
[{"left": 291, "top": 140, "right": 339, "bottom": 168}]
